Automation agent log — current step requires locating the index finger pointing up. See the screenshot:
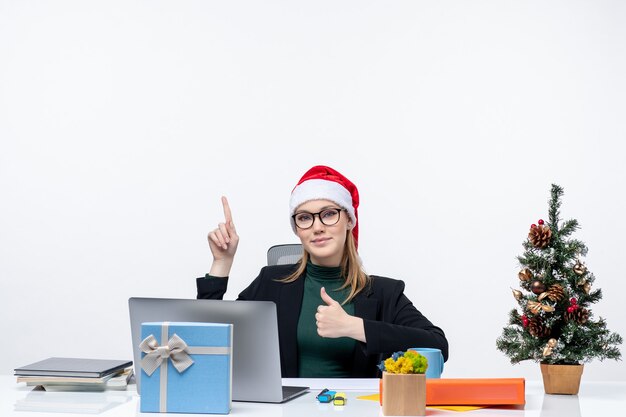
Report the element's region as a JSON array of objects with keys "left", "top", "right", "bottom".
[{"left": 221, "top": 196, "right": 233, "bottom": 223}]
